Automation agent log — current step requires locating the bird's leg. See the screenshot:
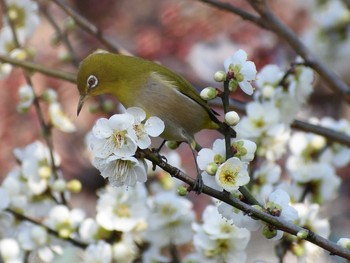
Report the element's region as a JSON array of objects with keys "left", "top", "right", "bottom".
[
  {"left": 154, "top": 139, "right": 167, "bottom": 153},
  {"left": 150, "top": 140, "right": 168, "bottom": 171},
  {"left": 189, "top": 139, "right": 203, "bottom": 194}
]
